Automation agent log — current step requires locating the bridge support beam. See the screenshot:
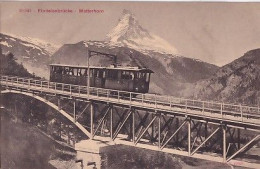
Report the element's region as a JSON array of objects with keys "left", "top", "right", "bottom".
[
  {"left": 75, "top": 102, "right": 90, "bottom": 122},
  {"left": 160, "top": 117, "right": 187, "bottom": 150},
  {"left": 132, "top": 110, "right": 135, "bottom": 143},
  {"left": 158, "top": 113, "right": 161, "bottom": 149},
  {"left": 188, "top": 117, "right": 191, "bottom": 156},
  {"left": 135, "top": 116, "right": 157, "bottom": 145},
  {"left": 73, "top": 100, "right": 76, "bottom": 122},
  {"left": 93, "top": 106, "right": 111, "bottom": 137},
  {"left": 191, "top": 127, "right": 220, "bottom": 155},
  {"left": 110, "top": 107, "right": 113, "bottom": 139},
  {"left": 223, "top": 125, "right": 227, "bottom": 162},
  {"left": 227, "top": 135, "right": 260, "bottom": 161},
  {"left": 238, "top": 128, "right": 241, "bottom": 149},
  {"left": 90, "top": 102, "right": 94, "bottom": 139},
  {"left": 113, "top": 109, "right": 132, "bottom": 140}
]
